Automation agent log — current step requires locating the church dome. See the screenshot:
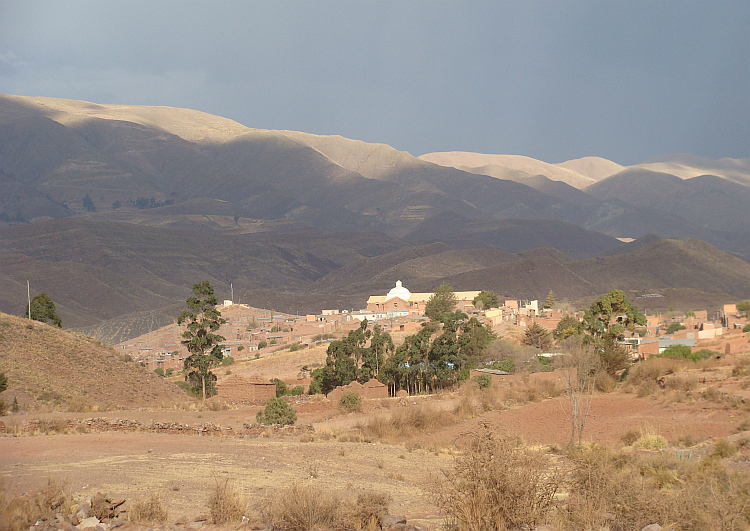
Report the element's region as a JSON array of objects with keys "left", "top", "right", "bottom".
[{"left": 385, "top": 280, "right": 411, "bottom": 301}]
